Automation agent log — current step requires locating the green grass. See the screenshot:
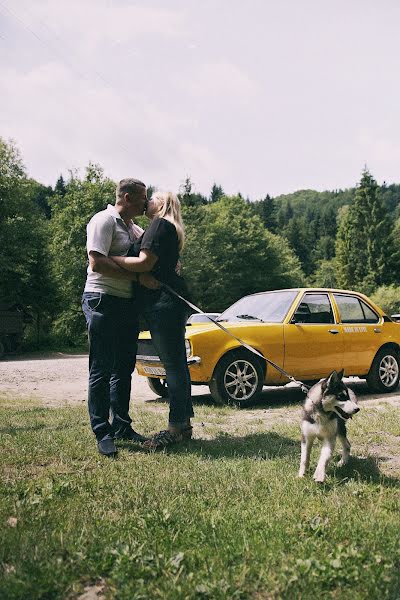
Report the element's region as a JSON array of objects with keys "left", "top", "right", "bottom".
[{"left": 1, "top": 396, "right": 399, "bottom": 599}]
